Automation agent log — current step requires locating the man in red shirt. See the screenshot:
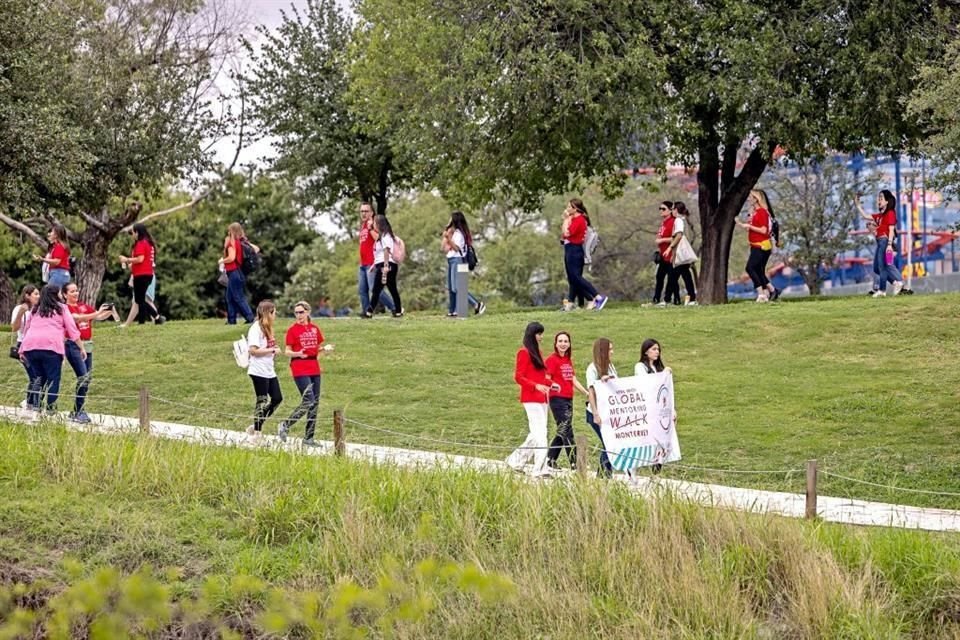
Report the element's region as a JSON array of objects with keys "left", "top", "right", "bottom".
[
  {"left": 358, "top": 202, "right": 395, "bottom": 315},
  {"left": 62, "top": 282, "right": 116, "bottom": 423},
  {"left": 651, "top": 202, "right": 677, "bottom": 306}
]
